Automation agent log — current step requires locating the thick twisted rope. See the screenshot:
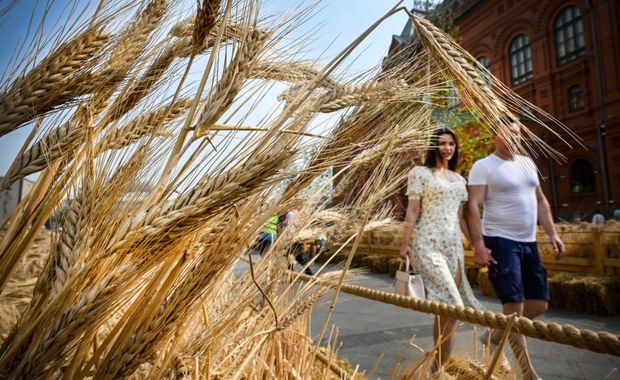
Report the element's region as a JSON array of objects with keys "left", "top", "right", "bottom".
[{"left": 298, "top": 273, "right": 620, "bottom": 357}]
